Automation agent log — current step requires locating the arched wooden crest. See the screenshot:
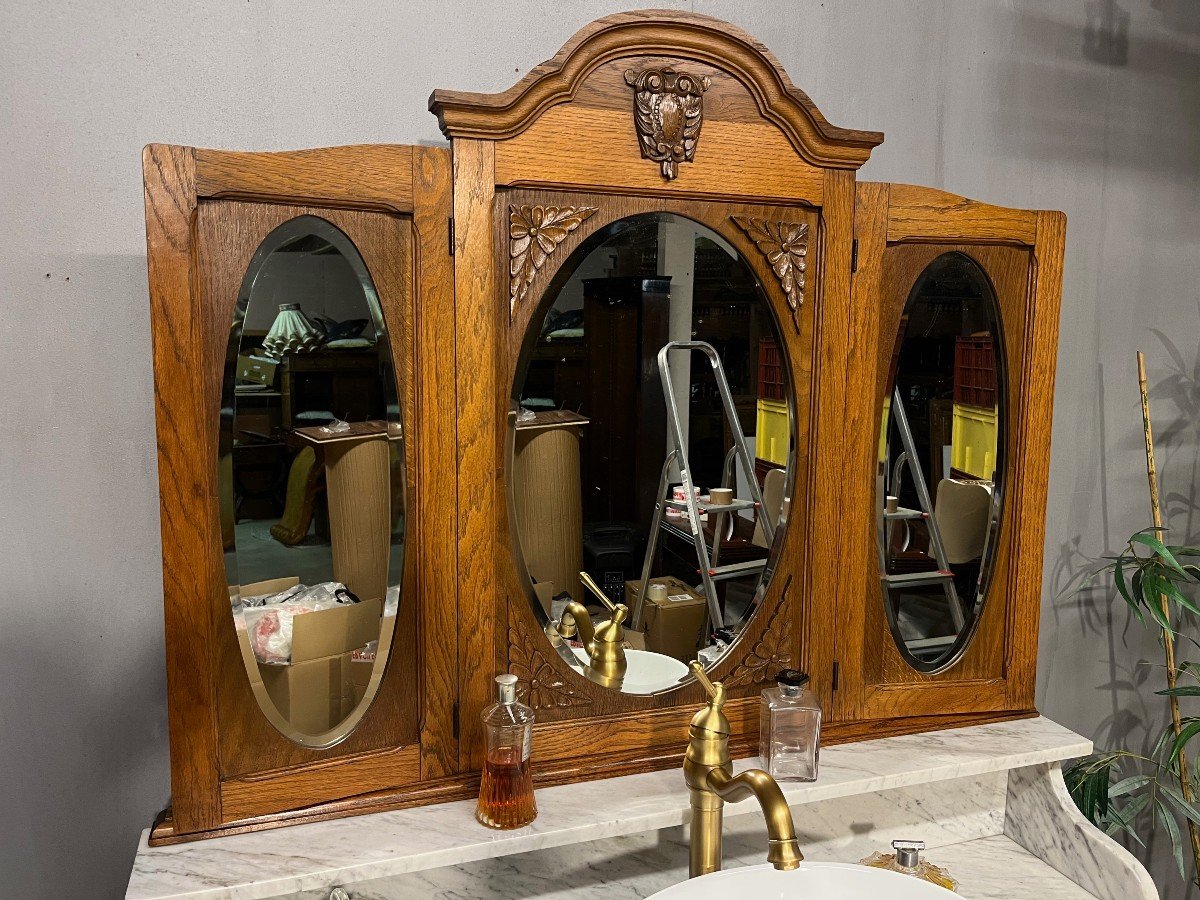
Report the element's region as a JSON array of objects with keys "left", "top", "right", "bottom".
[{"left": 430, "top": 11, "right": 882, "bottom": 171}]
